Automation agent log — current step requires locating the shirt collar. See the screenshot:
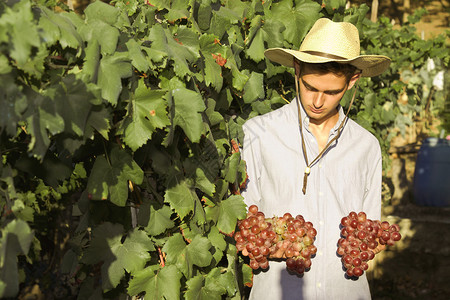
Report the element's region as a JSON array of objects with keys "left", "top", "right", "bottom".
[{"left": 293, "top": 98, "right": 346, "bottom": 133}]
